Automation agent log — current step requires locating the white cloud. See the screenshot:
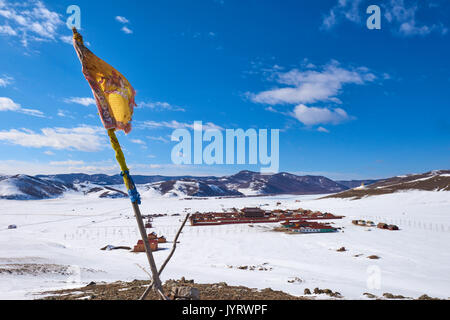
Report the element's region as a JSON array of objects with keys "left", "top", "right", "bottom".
[
  {"left": 0, "top": 97, "right": 44, "bottom": 117},
  {"left": 140, "top": 120, "right": 223, "bottom": 131},
  {"left": 57, "top": 109, "right": 67, "bottom": 117},
  {"left": 248, "top": 61, "right": 376, "bottom": 128},
  {"left": 322, "top": 0, "right": 448, "bottom": 37},
  {"left": 0, "top": 125, "right": 105, "bottom": 152},
  {"left": 322, "top": 0, "right": 363, "bottom": 29},
  {"left": 121, "top": 26, "right": 133, "bottom": 34},
  {"left": 115, "top": 15, "right": 133, "bottom": 35},
  {"left": 398, "top": 22, "right": 431, "bottom": 35},
  {"left": 385, "top": 0, "right": 448, "bottom": 36},
  {"left": 50, "top": 160, "right": 85, "bottom": 166},
  {"left": 322, "top": 9, "right": 337, "bottom": 30},
  {"left": 43, "top": 150, "right": 54, "bottom": 155},
  {"left": 139, "top": 101, "right": 185, "bottom": 112},
  {"left": 0, "top": 159, "right": 238, "bottom": 176},
  {"left": 0, "top": 0, "right": 64, "bottom": 46},
  {"left": 0, "top": 159, "right": 119, "bottom": 175},
  {"left": 60, "top": 35, "right": 72, "bottom": 44},
  {"left": 64, "top": 97, "right": 96, "bottom": 106},
  {"left": 317, "top": 126, "right": 330, "bottom": 133},
  {"left": 249, "top": 61, "right": 376, "bottom": 105},
  {"left": 19, "top": 108, "right": 44, "bottom": 117},
  {"left": 292, "top": 104, "right": 350, "bottom": 126},
  {"left": 147, "top": 136, "right": 169, "bottom": 143},
  {"left": 60, "top": 34, "right": 91, "bottom": 46},
  {"left": 0, "top": 96, "right": 19, "bottom": 111},
  {"left": 0, "top": 24, "right": 16, "bottom": 35},
  {"left": 130, "top": 139, "right": 145, "bottom": 145},
  {"left": 115, "top": 16, "right": 129, "bottom": 24},
  {"left": 57, "top": 109, "right": 75, "bottom": 119},
  {"left": 0, "top": 75, "right": 13, "bottom": 87}
]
